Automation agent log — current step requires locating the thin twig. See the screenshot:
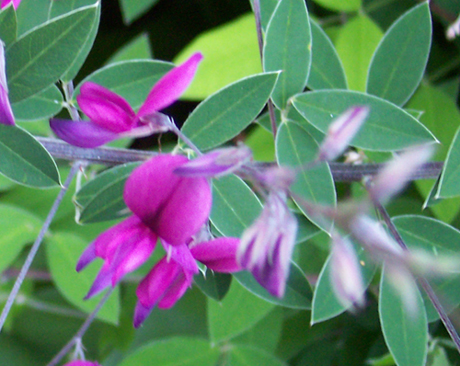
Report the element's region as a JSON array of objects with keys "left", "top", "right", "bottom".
[
  {"left": 374, "top": 200, "right": 460, "bottom": 354},
  {"left": 0, "top": 161, "right": 84, "bottom": 333},
  {"left": 47, "top": 288, "right": 114, "bottom": 366}
]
